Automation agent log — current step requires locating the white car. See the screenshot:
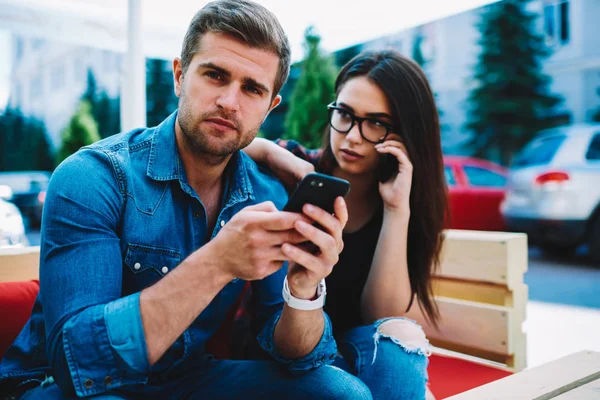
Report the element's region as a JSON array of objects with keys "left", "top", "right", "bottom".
[
  {"left": 501, "top": 123, "right": 600, "bottom": 263},
  {"left": 0, "top": 186, "right": 29, "bottom": 248}
]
